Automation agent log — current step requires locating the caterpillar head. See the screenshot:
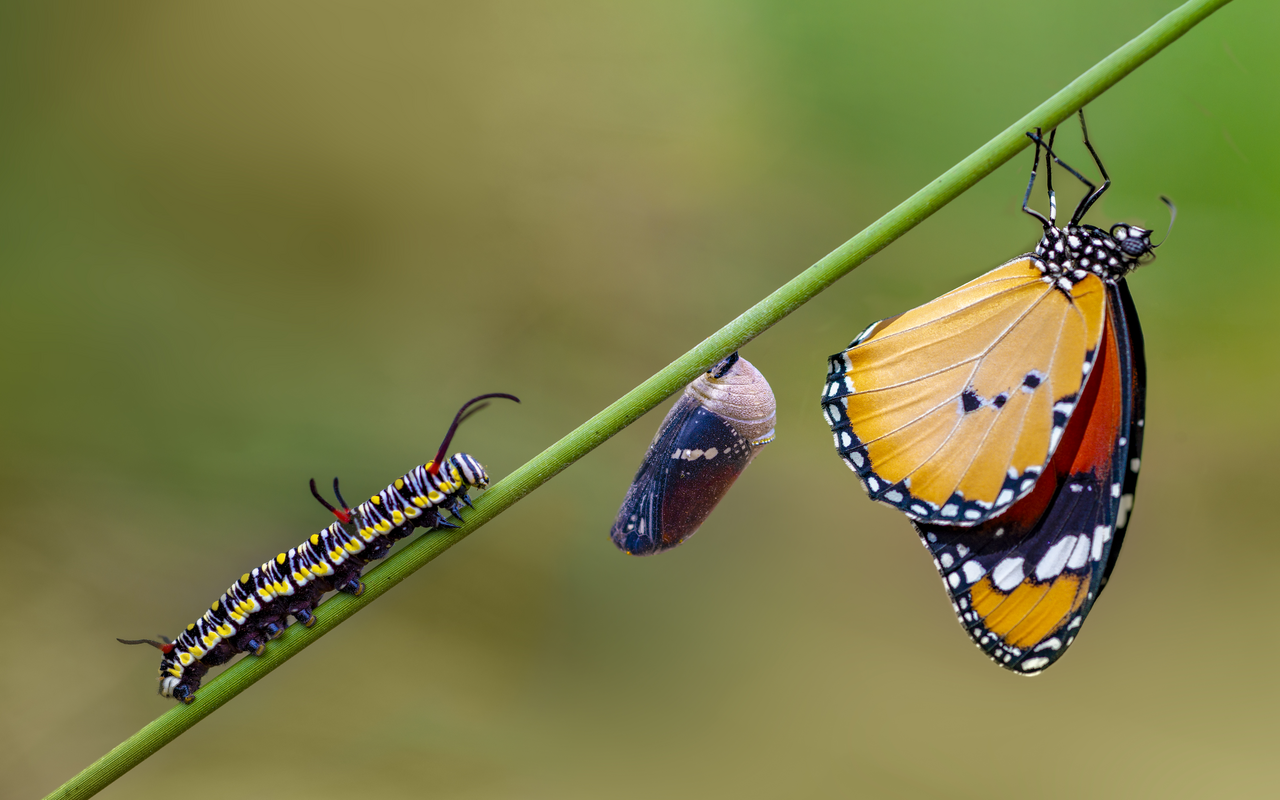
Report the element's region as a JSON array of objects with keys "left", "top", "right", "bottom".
[
  {"left": 446, "top": 452, "right": 489, "bottom": 490},
  {"left": 119, "top": 637, "right": 197, "bottom": 704}
]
